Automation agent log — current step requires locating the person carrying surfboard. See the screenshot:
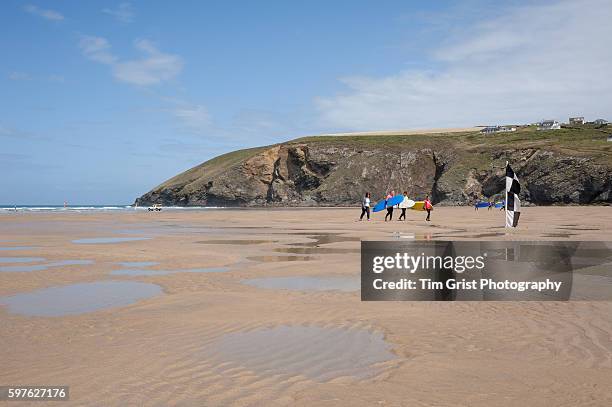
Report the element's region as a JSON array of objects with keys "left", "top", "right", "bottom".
[
  {"left": 398, "top": 191, "right": 408, "bottom": 221},
  {"left": 385, "top": 191, "right": 394, "bottom": 222},
  {"left": 424, "top": 195, "right": 433, "bottom": 221},
  {"left": 359, "top": 192, "right": 371, "bottom": 221}
]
